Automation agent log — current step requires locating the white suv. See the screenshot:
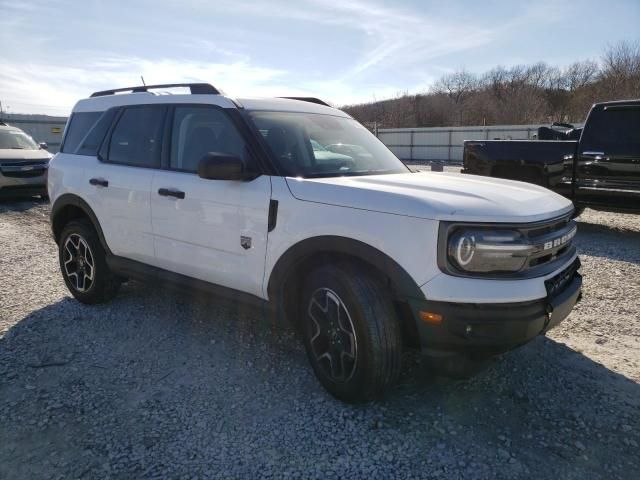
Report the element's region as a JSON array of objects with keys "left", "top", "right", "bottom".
[{"left": 48, "top": 83, "right": 582, "bottom": 402}]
